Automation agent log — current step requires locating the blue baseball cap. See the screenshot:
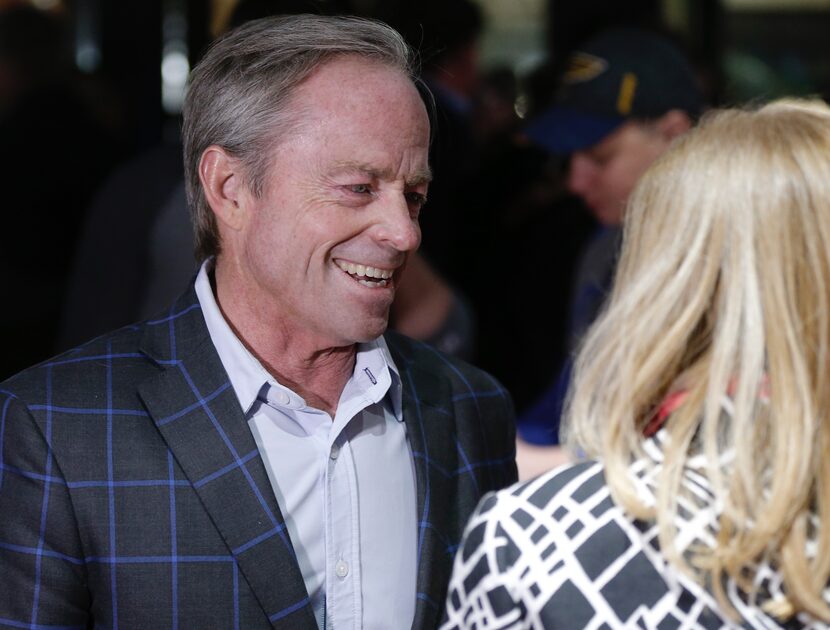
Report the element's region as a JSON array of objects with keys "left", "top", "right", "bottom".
[{"left": 525, "top": 28, "right": 703, "bottom": 154}]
